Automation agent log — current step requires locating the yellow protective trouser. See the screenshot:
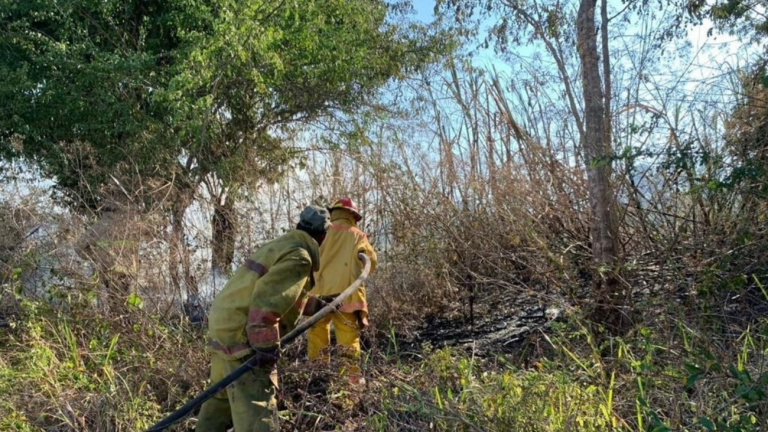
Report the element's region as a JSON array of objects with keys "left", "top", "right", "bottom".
[
  {"left": 196, "top": 354, "right": 278, "bottom": 432},
  {"left": 306, "top": 311, "right": 361, "bottom": 378}
]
